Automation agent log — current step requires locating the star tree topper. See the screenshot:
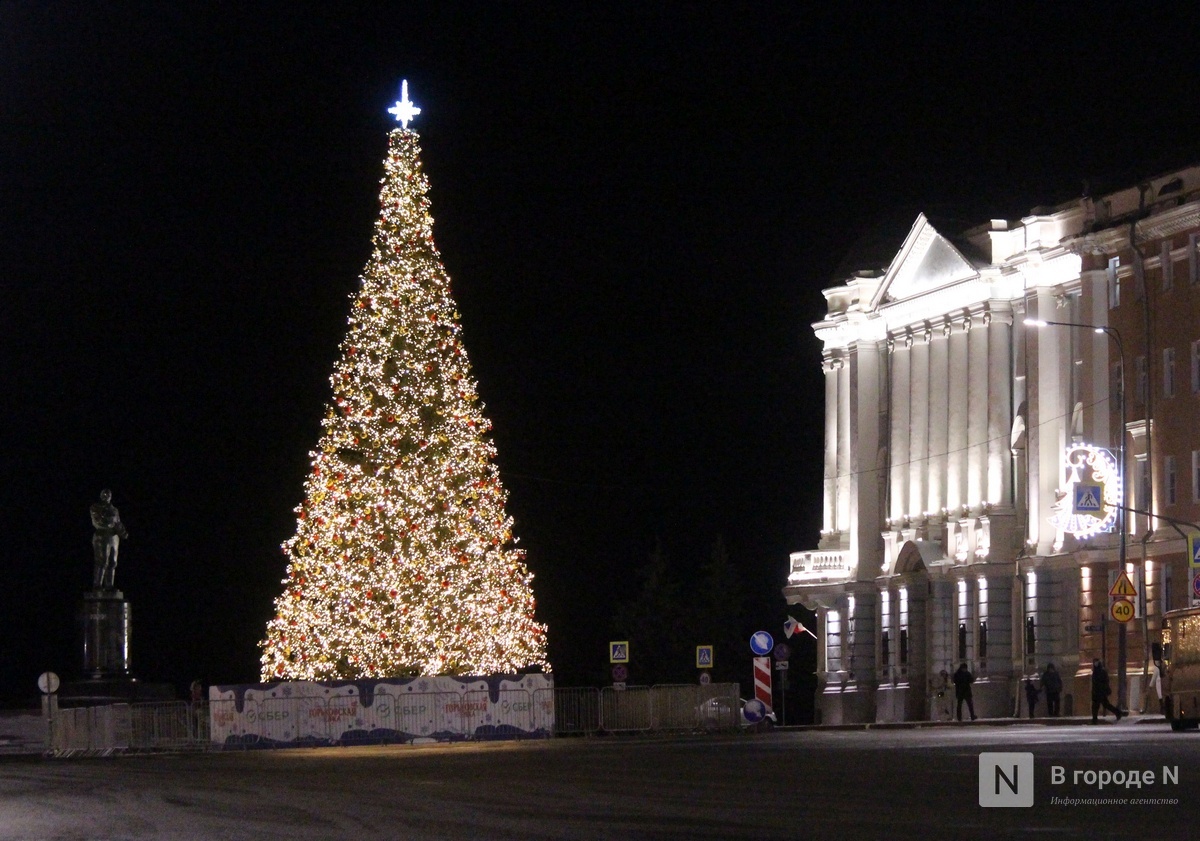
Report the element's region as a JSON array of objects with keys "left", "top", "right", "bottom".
[{"left": 387, "top": 79, "right": 421, "bottom": 128}]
